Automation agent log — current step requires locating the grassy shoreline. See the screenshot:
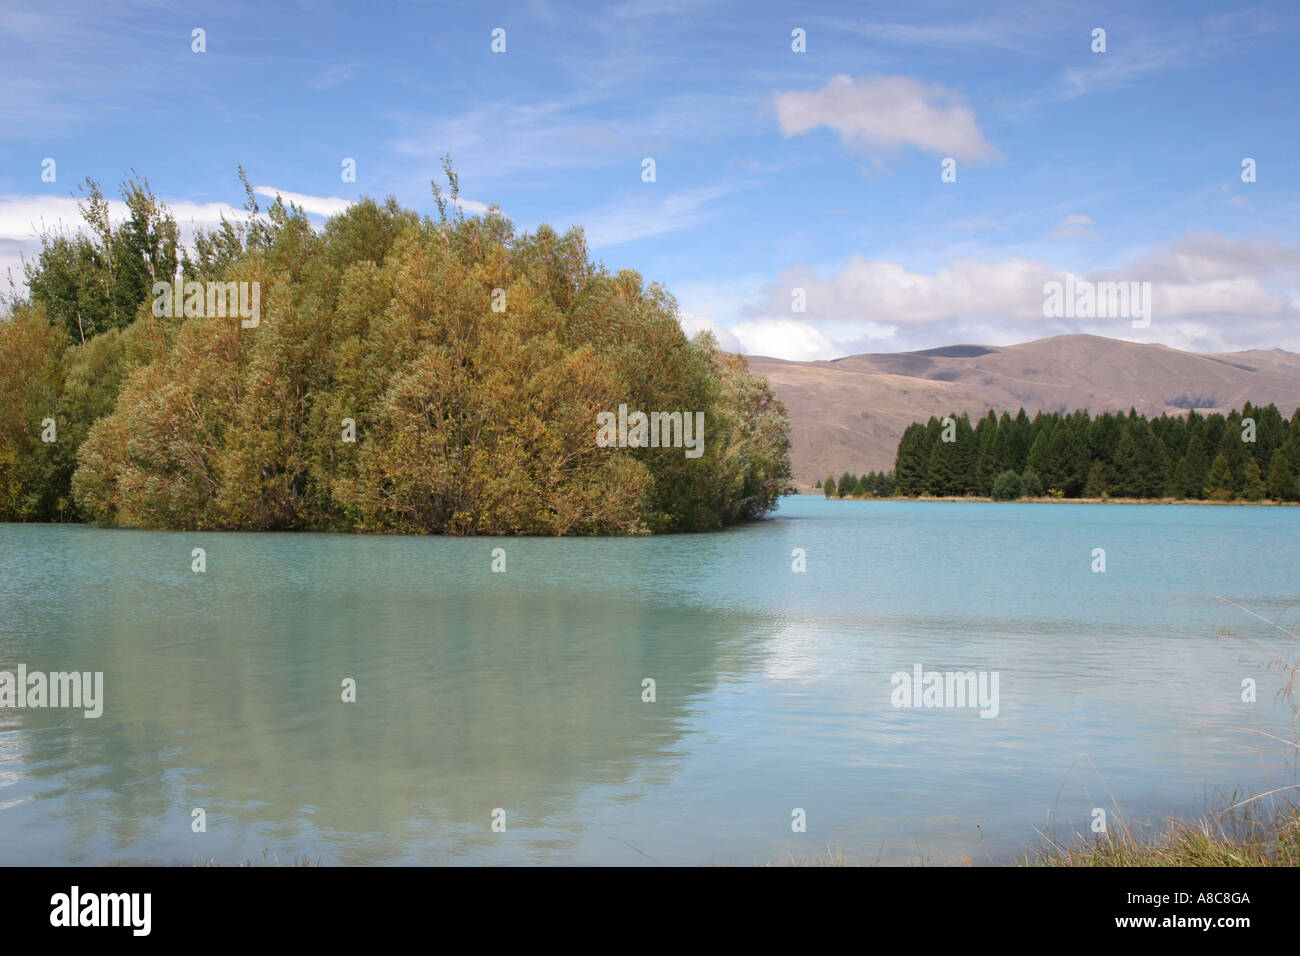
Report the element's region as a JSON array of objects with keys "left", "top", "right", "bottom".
[
  {"left": 1022, "top": 805, "right": 1300, "bottom": 866},
  {"left": 776, "top": 805, "right": 1300, "bottom": 867}
]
